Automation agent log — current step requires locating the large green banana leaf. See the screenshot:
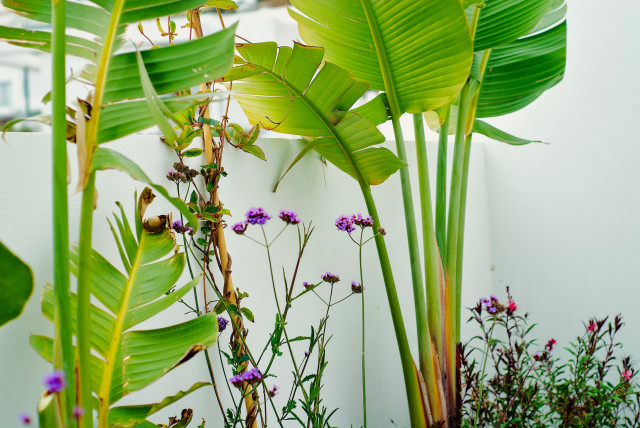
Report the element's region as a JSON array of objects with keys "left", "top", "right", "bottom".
[
  {"left": 288, "top": 0, "right": 473, "bottom": 114},
  {"left": 471, "top": 0, "right": 557, "bottom": 51},
  {"left": 224, "top": 42, "right": 405, "bottom": 186},
  {"left": 476, "top": 2, "right": 567, "bottom": 117},
  {"left": 32, "top": 197, "right": 217, "bottom": 425}
]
